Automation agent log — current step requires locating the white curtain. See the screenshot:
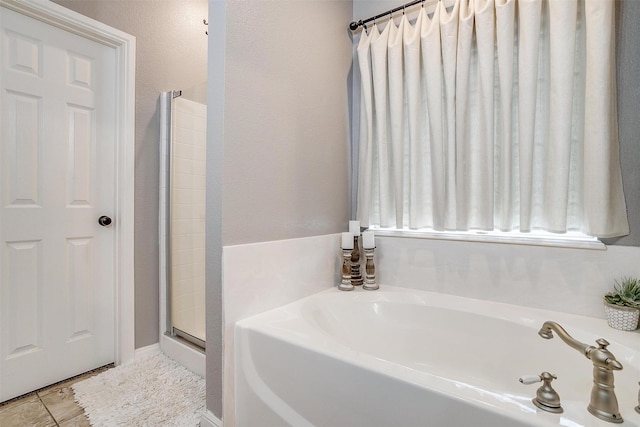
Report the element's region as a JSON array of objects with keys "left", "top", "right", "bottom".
[{"left": 356, "top": 0, "right": 629, "bottom": 238}]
